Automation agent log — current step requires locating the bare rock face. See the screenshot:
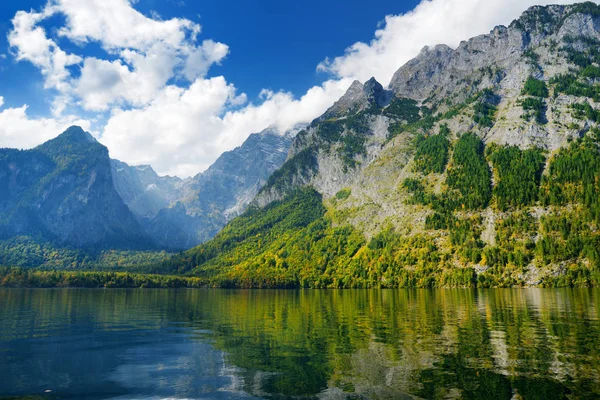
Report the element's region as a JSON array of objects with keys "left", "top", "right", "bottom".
[
  {"left": 253, "top": 78, "right": 396, "bottom": 207},
  {"left": 388, "top": 6, "right": 600, "bottom": 104},
  {"left": 321, "top": 77, "right": 394, "bottom": 120},
  {"left": 254, "top": 3, "right": 600, "bottom": 229},
  {"left": 388, "top": 44, "right": 455, "bottom": 100},
  {"left": 389, "top": 27, "right": 530, "bottom": 102},
  {"left": 323, "top": 80, "right": 368, "bottom": 118}
]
